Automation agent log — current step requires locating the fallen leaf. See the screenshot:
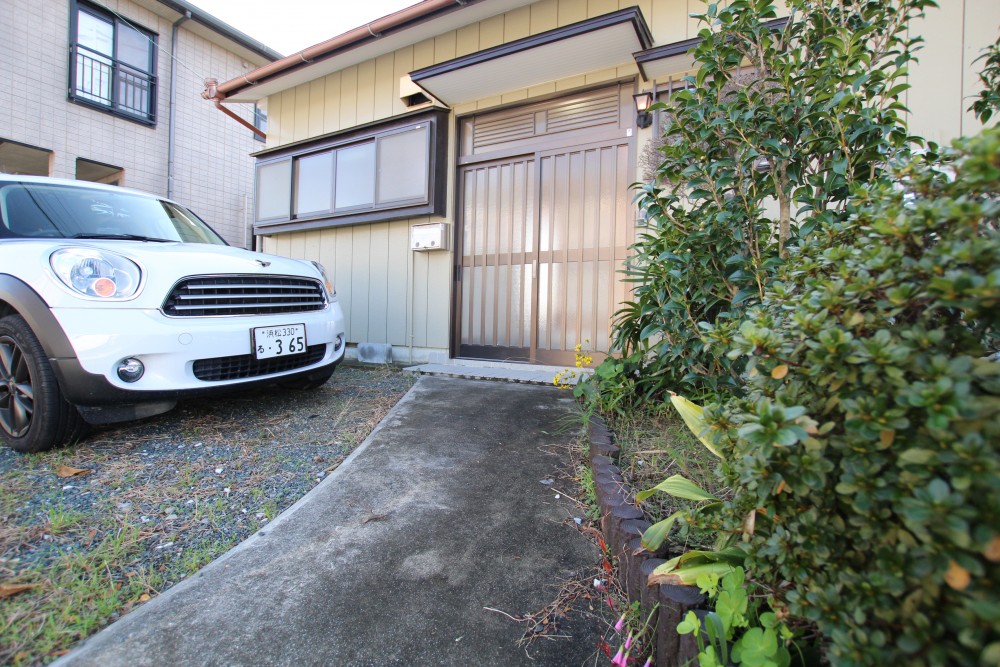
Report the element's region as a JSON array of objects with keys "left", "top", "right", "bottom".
[
  {"left": 879, "top": 430, "right": 896, "bottom": 447},
  {"left": 55, "top": 465, "right": 91, "bottom": 478},
  {"left": 771, "top": 364, "right": 789, "bottom": 379},
  {"left": 742, "top": 509, "right": 756, "bottom": 538},
  {"left": 49, "top": 650, "right": 71, "bottom": 657},
  {"left": 139, "top": 594, "right": 151, "bottom": 602},
  {"left": 983, "top": 536, "right": 1000, "bottom": 562},
  {"left": 0, "top": 584, "right": 37, "bottom": 599},
  {"left": 775, "top": 480, "right": 788, "bottom": 494},
  {"left": 944, "top": 560, "right": 971, "bottom": 591}
]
